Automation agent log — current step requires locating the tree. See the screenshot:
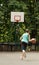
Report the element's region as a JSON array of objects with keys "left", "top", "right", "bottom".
[{"left": 0, "top": 0, "right": 39, "bottom": 43}]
